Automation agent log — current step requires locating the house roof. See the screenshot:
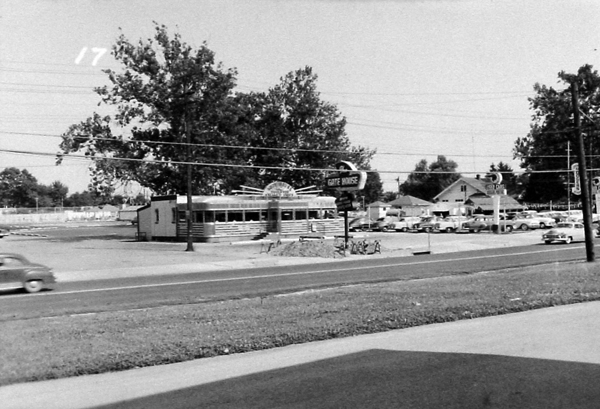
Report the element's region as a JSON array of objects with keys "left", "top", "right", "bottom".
[
  {"left": 433, "top": 177, "right": 489, "bottom": 201},
  {"left": 368, "top": 201, "right": 390, "bottom": 207},
  {"left": 467, "top": 195, "right": 525, "bottom": 211},
  {"left": 388, "top": 195, "right": 431, "bottom": 207}
]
